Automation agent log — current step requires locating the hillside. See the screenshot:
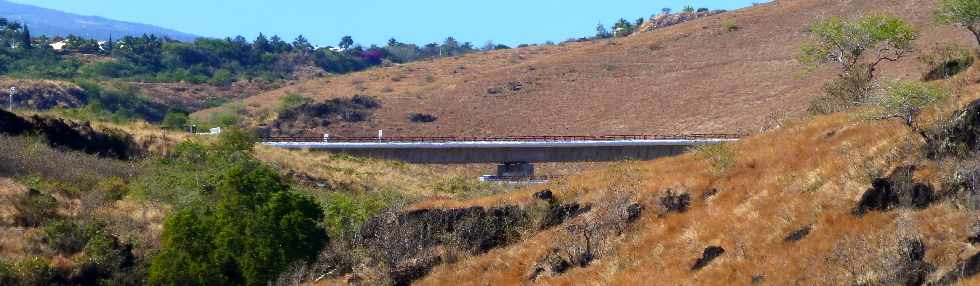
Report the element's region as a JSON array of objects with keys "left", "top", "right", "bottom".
[
  {"left": 208, "top": 0, "right": 973, "bottom": 137},
  {"left": 300, "top": 53, "right": 980, "bottom": 286},
  {"left": 0, "top": 0, "right": 198, "bottom": 41}
]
